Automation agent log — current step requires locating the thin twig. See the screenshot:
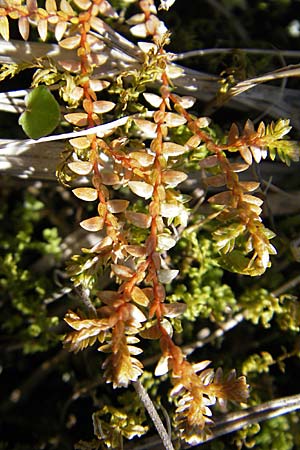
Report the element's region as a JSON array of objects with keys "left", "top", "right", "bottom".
[
  {"left": 133, "top": 380, "right": 175, "bottom": 450},
  {"left": 172, "top": 47, "right": 300, "bottom": 61}
]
